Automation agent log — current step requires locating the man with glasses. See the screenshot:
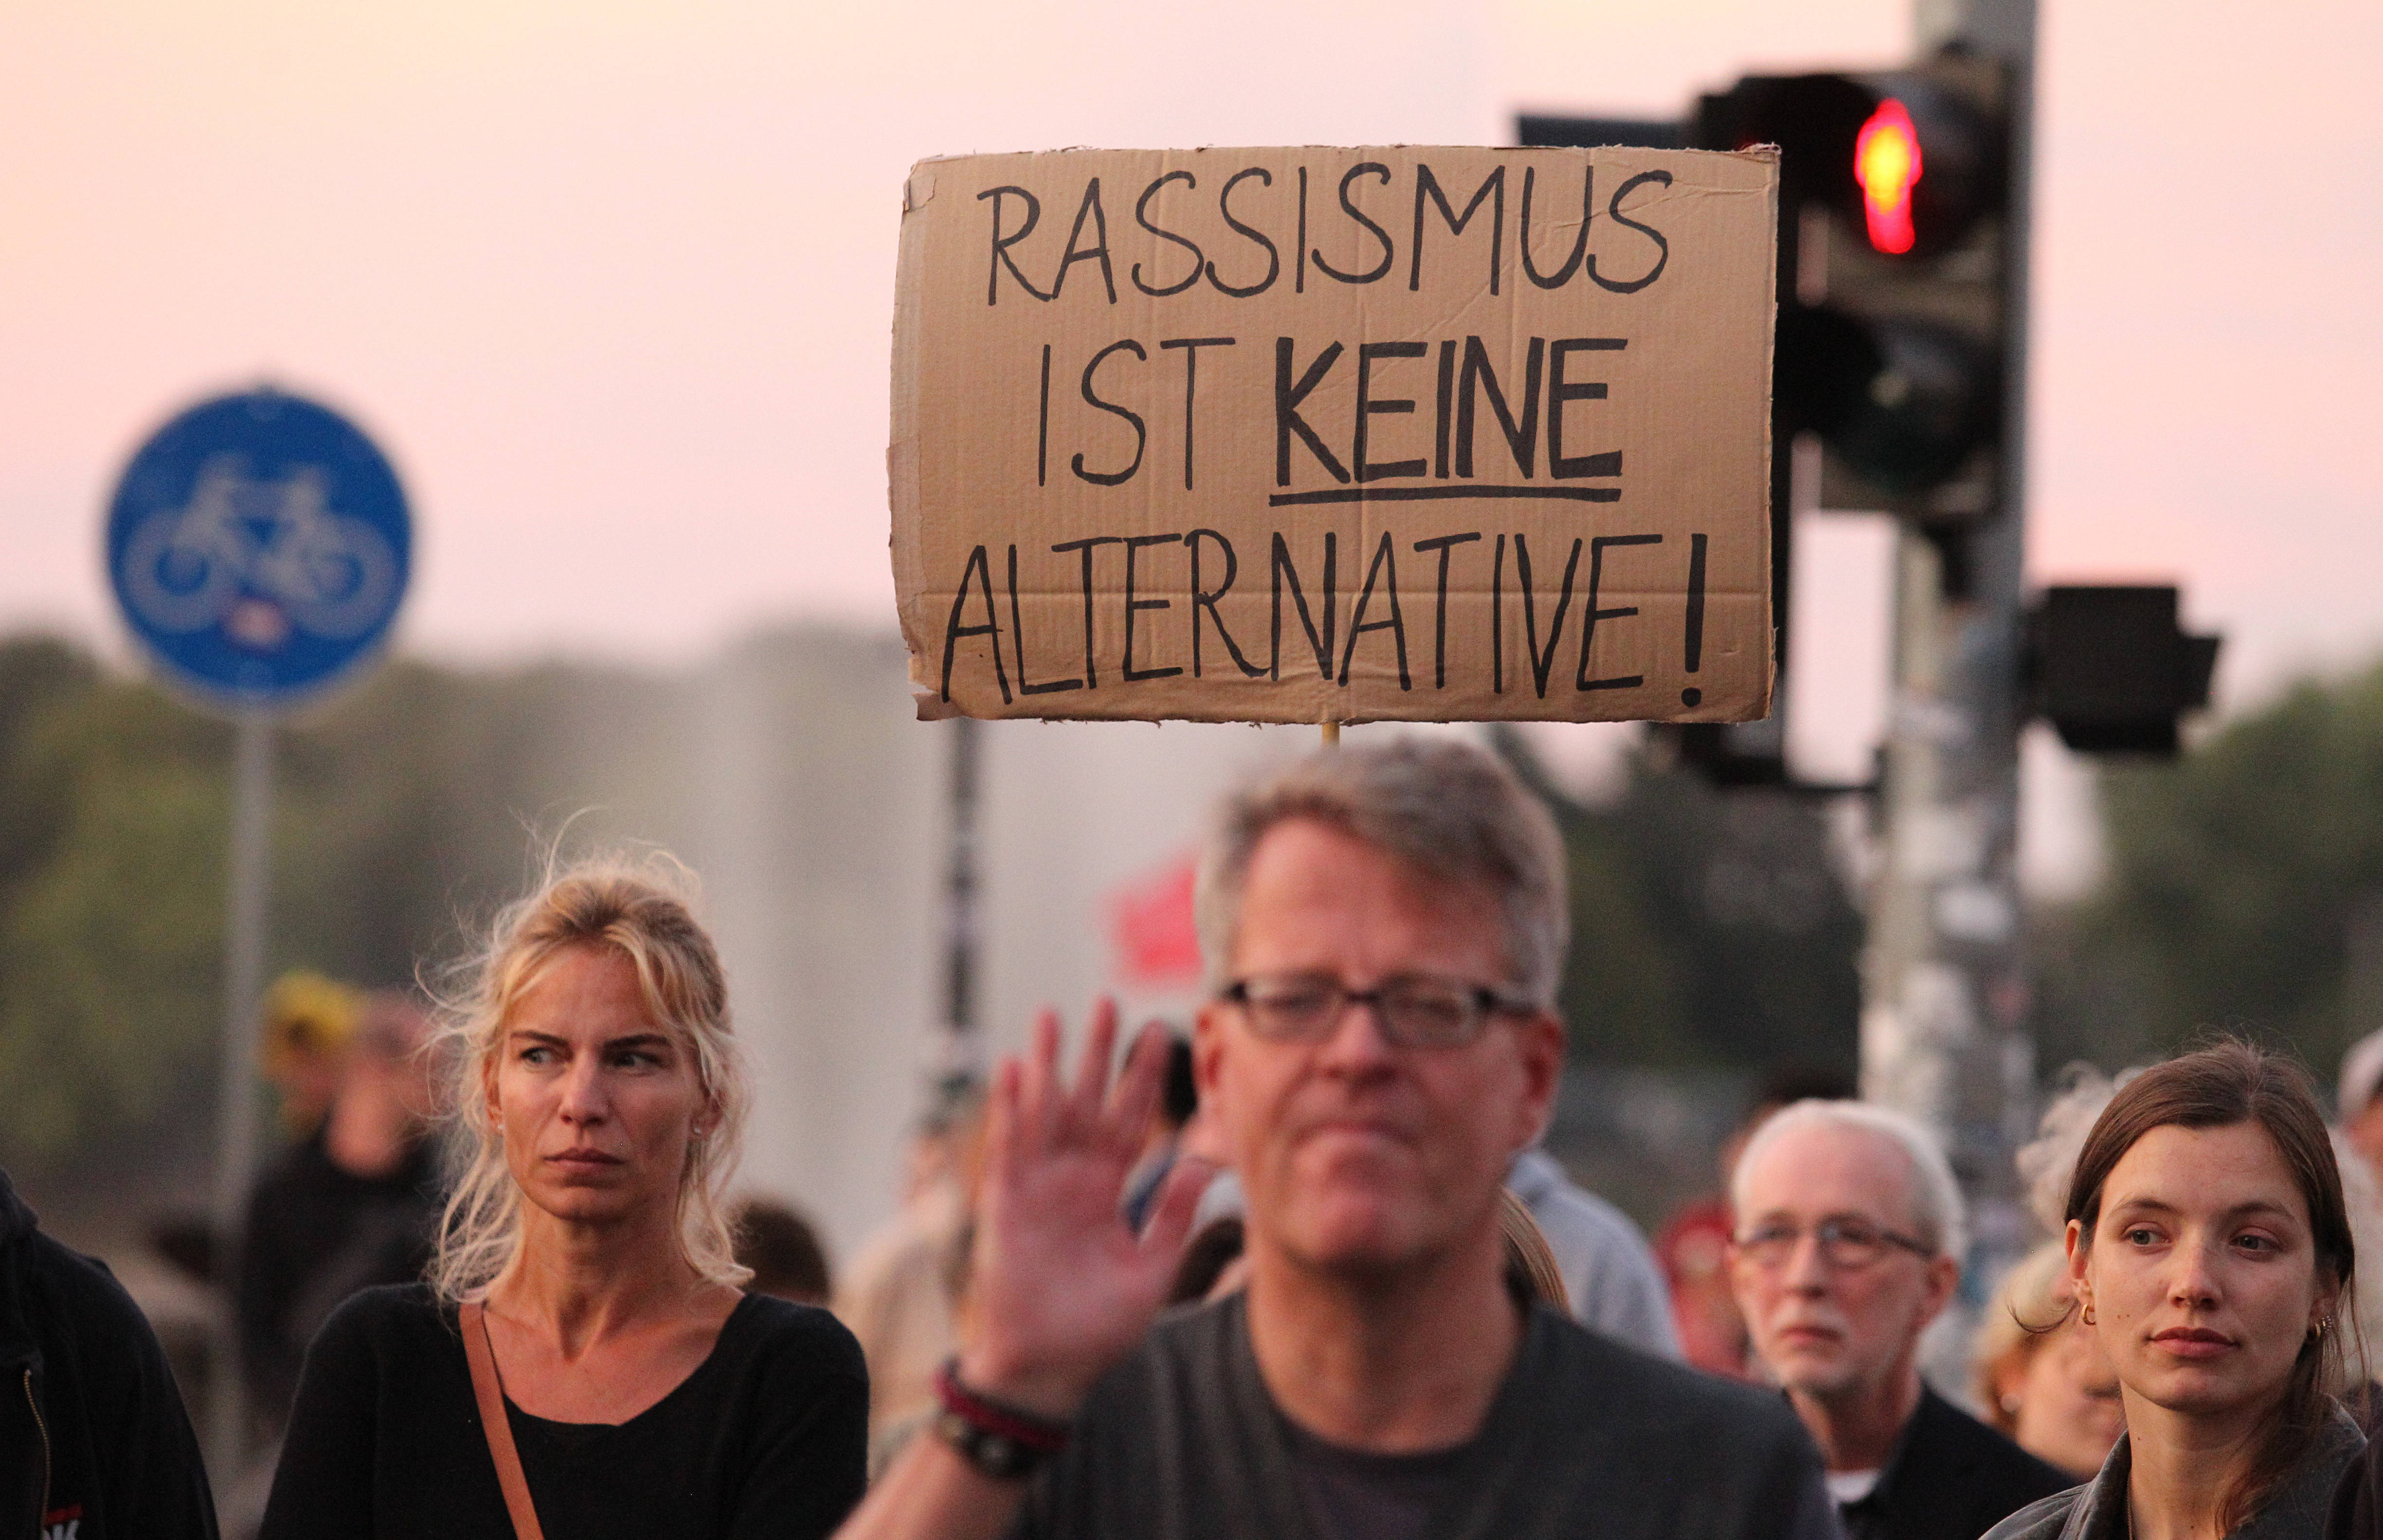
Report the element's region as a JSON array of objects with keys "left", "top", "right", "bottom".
[
  {"left": 840, "top": 738, "right": 1832, "bottom": 1540},
  {"left": 1730, "top": 1101, "right": 2067, "bottom": 1540}
]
